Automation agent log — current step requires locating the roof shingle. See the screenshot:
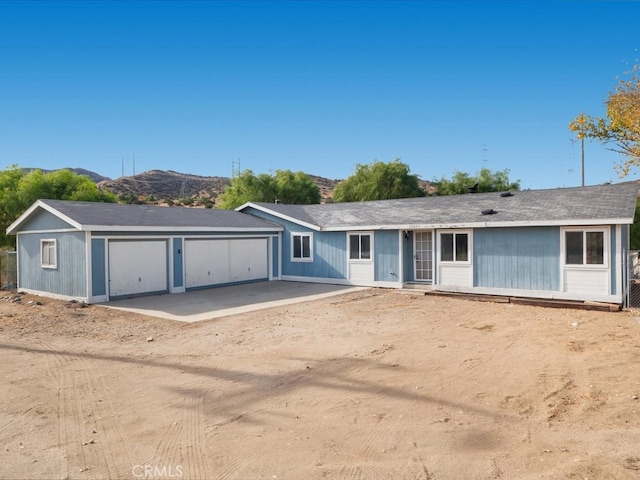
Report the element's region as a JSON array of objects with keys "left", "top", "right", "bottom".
[{"left": 246, "top": 183, "right": 639, "bottom": 230}]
